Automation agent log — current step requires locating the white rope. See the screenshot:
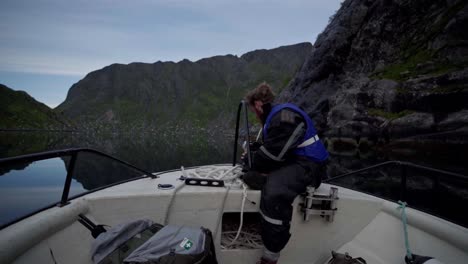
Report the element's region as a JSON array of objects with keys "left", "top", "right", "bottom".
[
  {"left": 206, "top": 167, "right": 227, "bottom": 178},
  {"left": 256, "top": 128, "right": 263, "bottom": 141},
  {"left": 181, "top": 166, "right": 188, "bottom": 178},
  {"left": 227, "top": 183, "right": 247, "bottom": 247},
  {"left": 188, "top": 165, "right": 243, "bottom": 181},
  {"left": 219, "top": 165, "right": 242, "bottom": 179},
  {"left": 186, "top": 165, "right": 244, "bottom": 189},
  {"left": 220, "top": 230, "right": 262, "bottom": 249},
  {"left": 163, "top": 166, "right": 187, "bottom": 225},
  {"left": 184, "top": 165, "right": 262, "bottom": 250},
  {"left": 165, "top": 165, "right": 245, "bottom": 229}
]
